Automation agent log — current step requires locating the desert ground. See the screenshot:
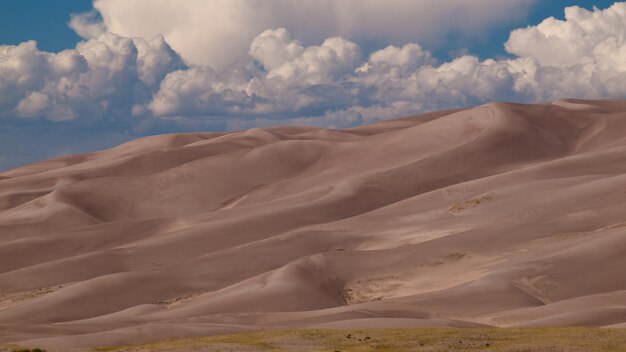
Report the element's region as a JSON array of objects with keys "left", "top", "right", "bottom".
[{"left": 0, "top": 99, "right": 625, "bottom": 351}]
